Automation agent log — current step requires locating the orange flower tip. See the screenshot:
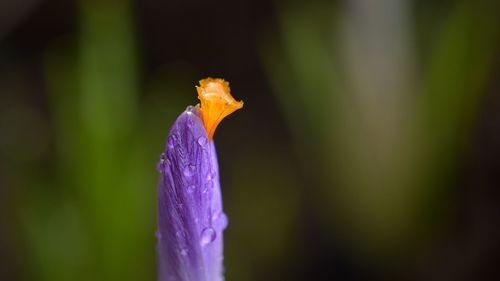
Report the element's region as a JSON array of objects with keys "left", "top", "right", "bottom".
[{"left": 196, "top": 78, "right": 244, "bottom": 141}]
